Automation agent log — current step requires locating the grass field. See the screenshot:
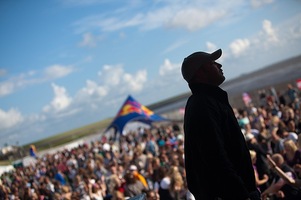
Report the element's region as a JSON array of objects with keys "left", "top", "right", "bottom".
[
  {"left": 0, "top": 118, "right": 113, "bottom": 166},
  {"left": 19, "top": 117, "right": 113, "bottom": 155}
]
